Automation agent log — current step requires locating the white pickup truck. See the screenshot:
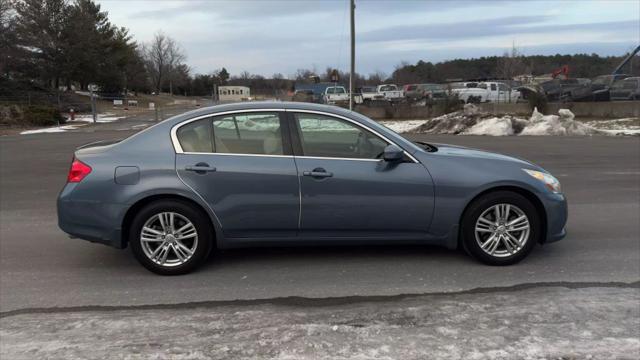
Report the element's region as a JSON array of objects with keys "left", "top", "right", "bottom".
[
  {"left": 452, "top": 82, "right": 520, "bottom": 103},
  {"left": 377, "top": 84, "right": 404, "bottom": 103},
  {"left": 323, "top": 86, "right": 350, "bottom": 105}
]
